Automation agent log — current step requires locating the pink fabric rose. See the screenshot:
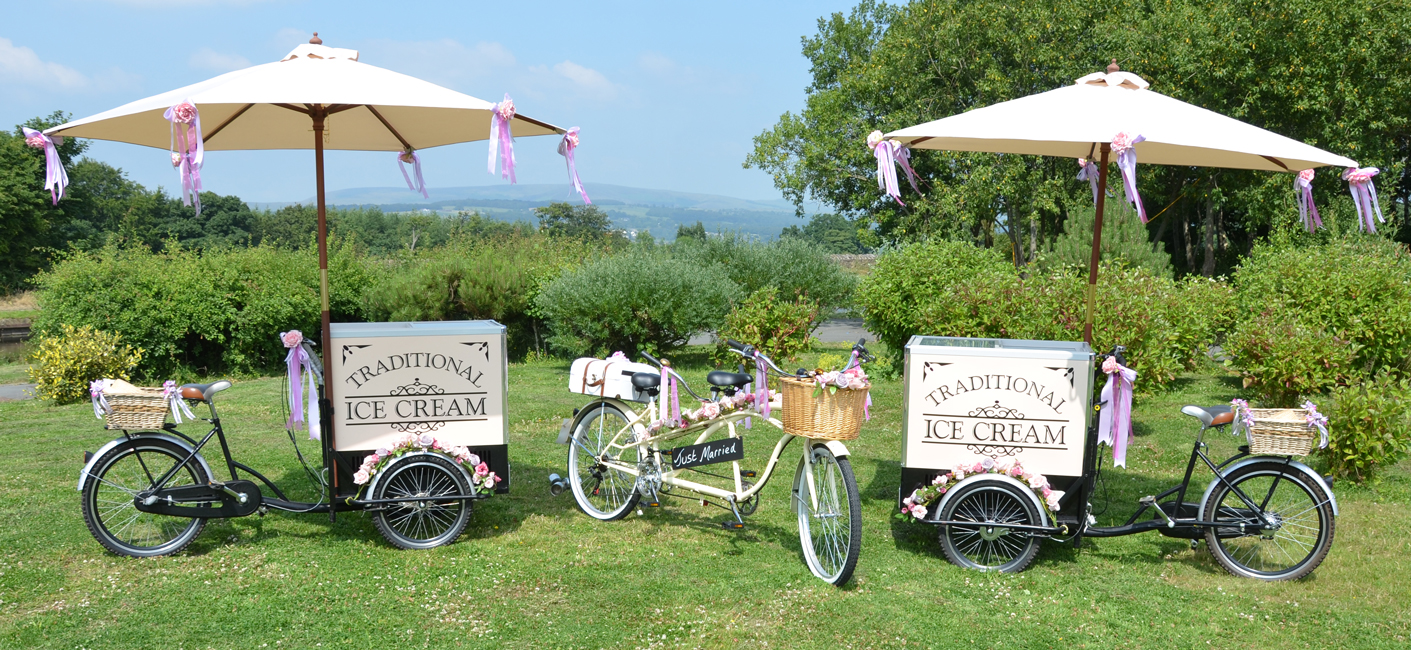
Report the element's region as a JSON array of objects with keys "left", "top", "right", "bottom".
[
  {"left": 496, "top": 98, "right": 515, "bottom": 121},
  {"left": 697, "top": 402, "right": 721, "bottom": 420},
  {"left": 170, "top": 101, "right": 197, "bottom": 124},
  {"left": 281, "top": 330, "right": 303, "bottom": 348},
  {"left": 417, "top": 433, "right": 436, "bottom": 447},
  {"left": 1028, "top": 474, "right": 1048, "bottom": 489},
  {"left": 1102, "top": 356, "right": 1119, "bottom": 374},
  {"left": 474, "top": 462, "right": 490, "bottom": 477},
  {"left": 1111, "top": 131, "right": 1138, "bottom": 154},
  {"left": 375, "top": 447, "right": 391, "bottom": 458},
  {"left": 1299, "top": 168, "right": 1315, "bottom": 182},
  {"left": 25, "top": 133, "right": 47, "bottom": 148},
  {"left": 866, "top": 130, "right": 884, "bottom": 150},
  {"left": 353, "top": 469, "right": 370, "bottom": 484}
]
